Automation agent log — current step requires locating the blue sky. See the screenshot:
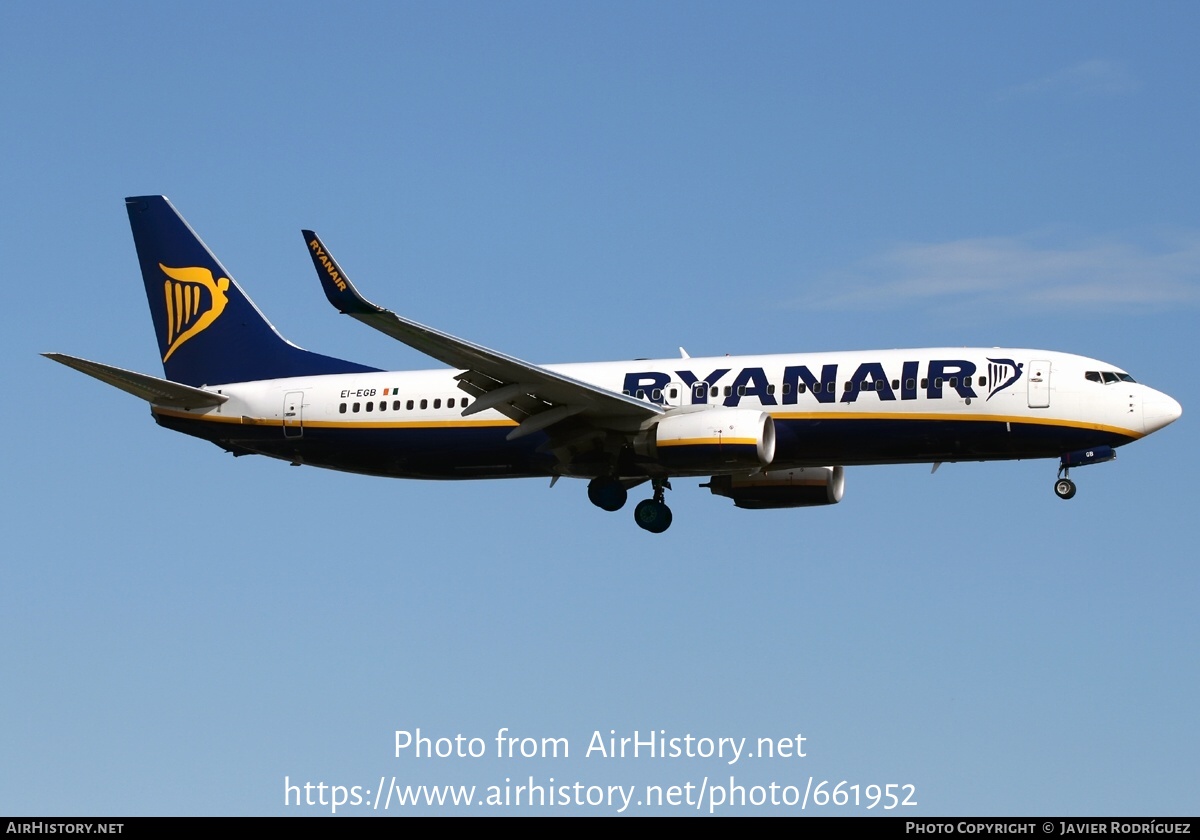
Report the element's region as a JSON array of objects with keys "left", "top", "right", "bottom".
[{"left": 2, "top": 1, "right": 1196, "bottom": 816}]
